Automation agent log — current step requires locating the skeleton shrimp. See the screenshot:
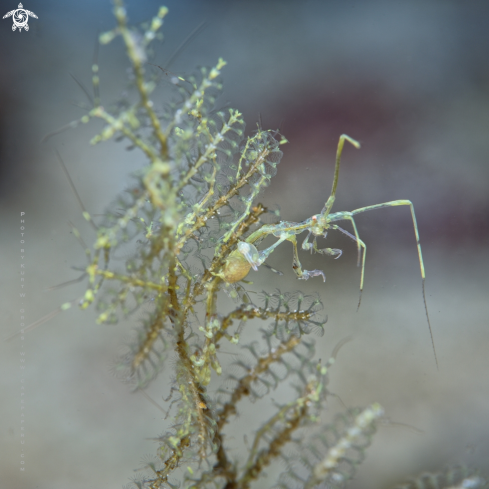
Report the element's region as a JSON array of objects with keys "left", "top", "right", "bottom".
[{"left": 221, "top": 134, "right": 438, "bottom": 368}]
